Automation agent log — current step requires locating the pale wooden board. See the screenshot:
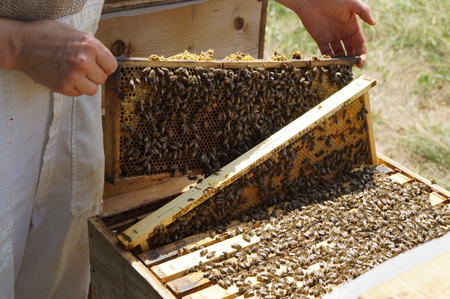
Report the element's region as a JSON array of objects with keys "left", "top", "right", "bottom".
[
  {"left": 96, "top": 0, "right": 264, "bottom": 59},
  {"left": 103, "top": 0, "right": 195, "bottom": 12},
  {"left": 389, "top": 173, "right": 411, "bottom": 185},
  {"left": 377, "top": 153, "right": 450, "bottom": 199},
  {"left": 361, "top": 91, "right": 378, "bottom": 165},
  {"left": 183, "top": 249, "right": 328, "bottom": 299},
  {"left": 138, "top": 219, "right": 260, "bottom": 267},
  {"left": 151, "top": 233, "right": 261, "bottom": 282},
  {"left": 116, "top": 75, "right": 377, "bottom": 250},
  {"left": 360, "top": 250, "right": 450, "bottom": 299},
  {"left": 429, "top": 192, "right": 447, "bottom": 206},
  {"left": 103, "top": 176, "right": 198, "bottom": 210}
]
